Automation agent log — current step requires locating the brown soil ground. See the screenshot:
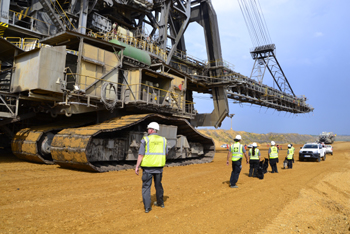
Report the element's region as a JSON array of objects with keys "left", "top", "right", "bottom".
[{"left": 1, "top": 142, "right": 350, "bottom": 234}]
